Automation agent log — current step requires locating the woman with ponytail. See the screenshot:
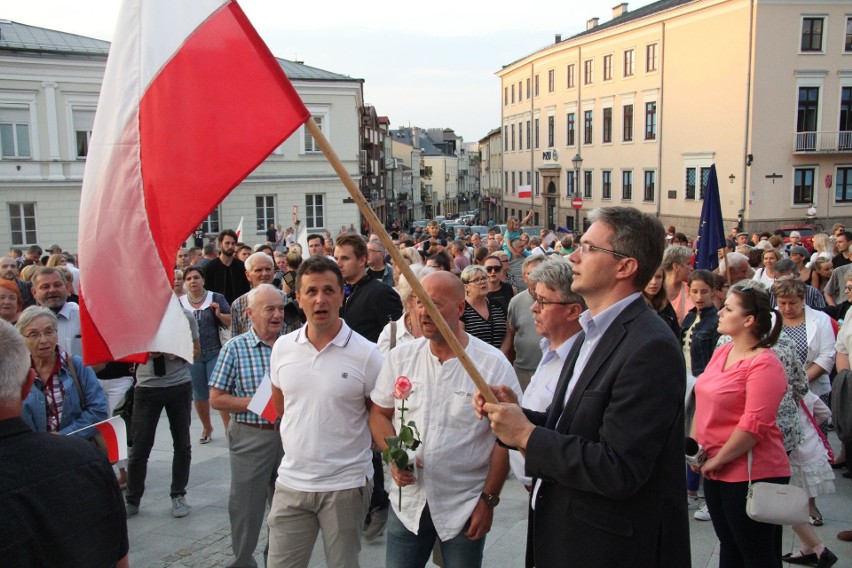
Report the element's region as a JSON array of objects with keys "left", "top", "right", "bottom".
[{"left": 691, "top": 281, "right": 791, "bottom": 567}]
